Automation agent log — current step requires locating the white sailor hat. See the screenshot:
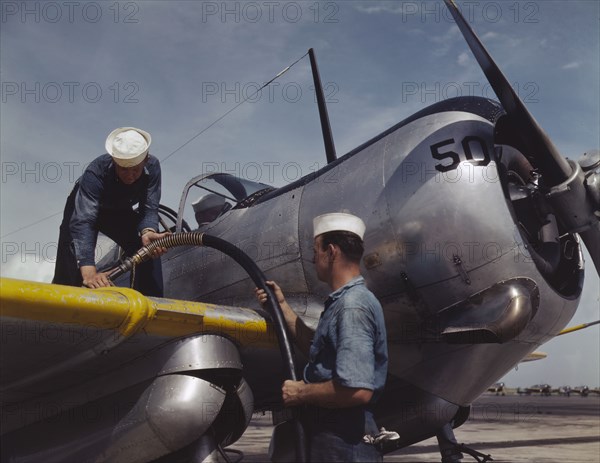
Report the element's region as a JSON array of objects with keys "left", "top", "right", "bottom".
[
  {"left": 105, "top": 127, "right": 151, "bottom": 168},
  {"left": 313, "top": 213, "right": 366, "bottom": 240}
]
